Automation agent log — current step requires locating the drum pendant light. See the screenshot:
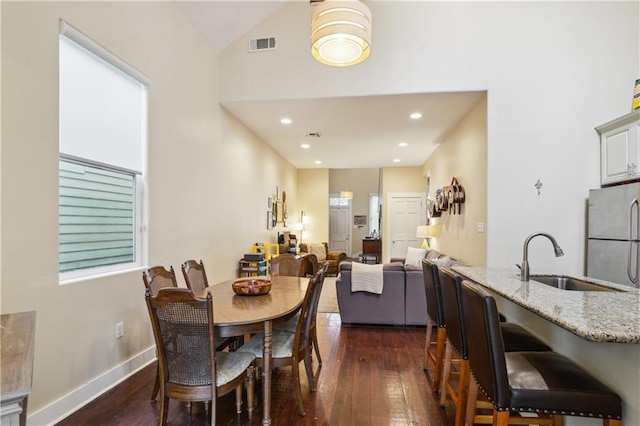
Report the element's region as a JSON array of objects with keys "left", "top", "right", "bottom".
[
  {"left": 340, "top": 189, "right": 353, "bottom": 199},
  {"left": 311, "top": 0, "right": 372, "bottom": 67}
]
